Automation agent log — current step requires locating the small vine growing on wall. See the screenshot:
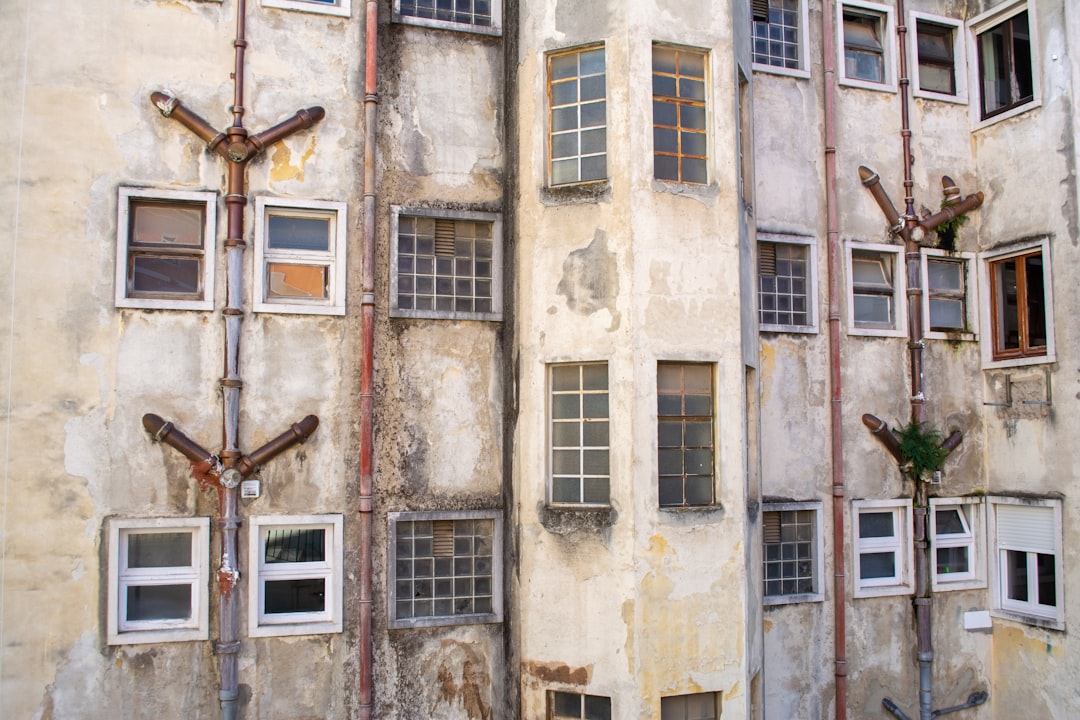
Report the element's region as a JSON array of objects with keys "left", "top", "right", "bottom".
[
  {"left": 934, "top": 202, "right": 969, "bottom": 251},
  {"left": 893, "top": 419, "right": 951, "bottom": 482}
]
